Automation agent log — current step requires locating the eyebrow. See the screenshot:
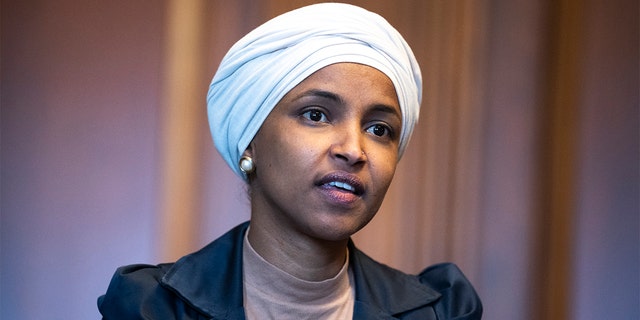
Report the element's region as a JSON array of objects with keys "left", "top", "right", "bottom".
[
  {"left": 292, "top": 89, "right": 345, "bottom": 104},
  {"left": 369, "top": 104, "right": 401, "bottom": 118}
]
